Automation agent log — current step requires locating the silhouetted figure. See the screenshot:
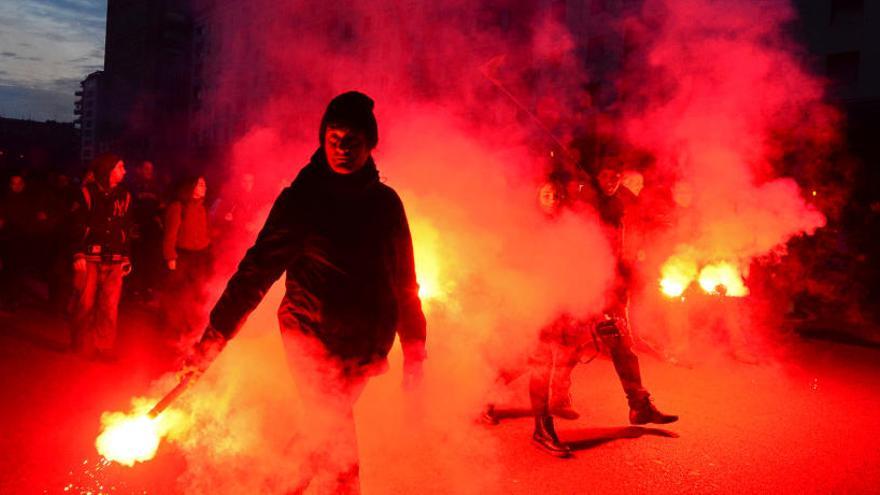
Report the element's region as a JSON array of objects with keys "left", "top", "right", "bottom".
[
  {"left": 128, "top": 160, "right": 165, "bottom": 303},
  {"left": 0, "top": 174, "right": 39, "bottom": 310},
  {"left": 483, "top": 165, "right": 676, "bottom": 457},
  {"left": 44, "top": 173, "right": 81, "bottom": 312},
  {"left": 213, "top": 171, "right": 260, "bottom": 241},
  {"left": 185, "top": 92, "right": 426, "bottom": 494}
]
